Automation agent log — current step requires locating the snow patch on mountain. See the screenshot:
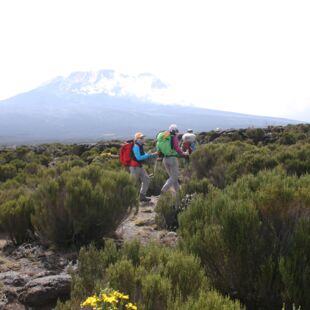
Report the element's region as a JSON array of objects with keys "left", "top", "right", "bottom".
[{"left": 53, "top": 70, "right": 175, "bottom": 103}]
